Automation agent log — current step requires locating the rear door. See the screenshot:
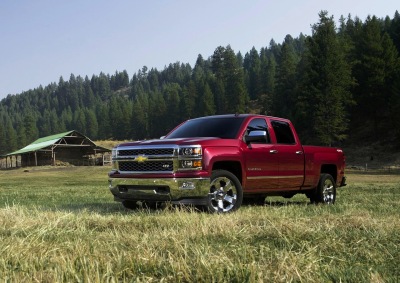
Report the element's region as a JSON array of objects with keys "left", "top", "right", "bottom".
[{"left": 270, "top": 119, "right": 305, "bottom": 189}]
